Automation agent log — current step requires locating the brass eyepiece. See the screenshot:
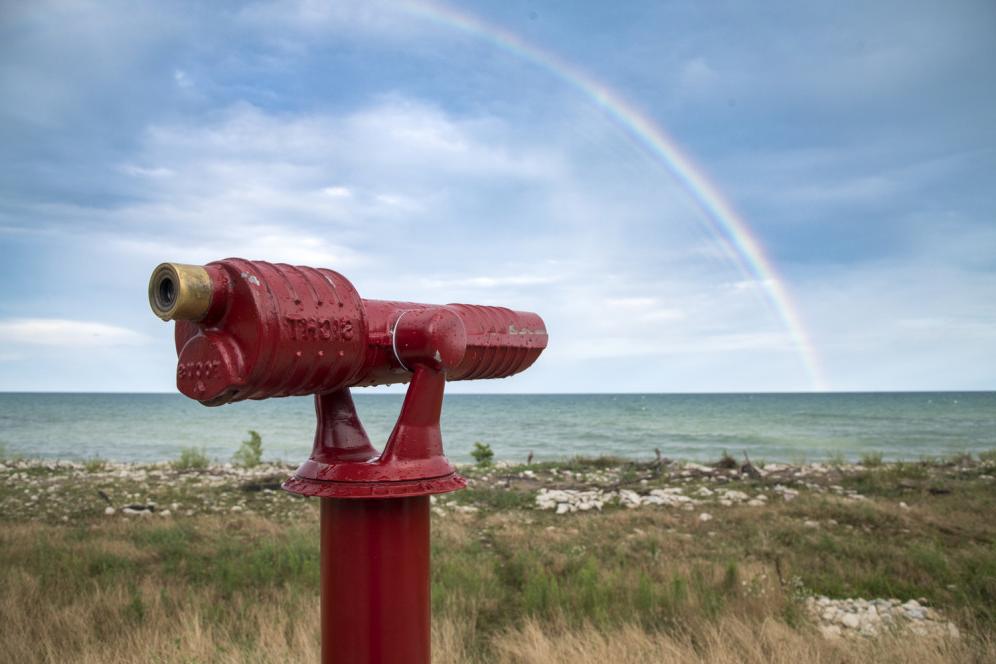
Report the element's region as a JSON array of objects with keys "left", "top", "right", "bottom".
[{"left": 148, "top": 263, "right": 214, "bottom": 321}]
